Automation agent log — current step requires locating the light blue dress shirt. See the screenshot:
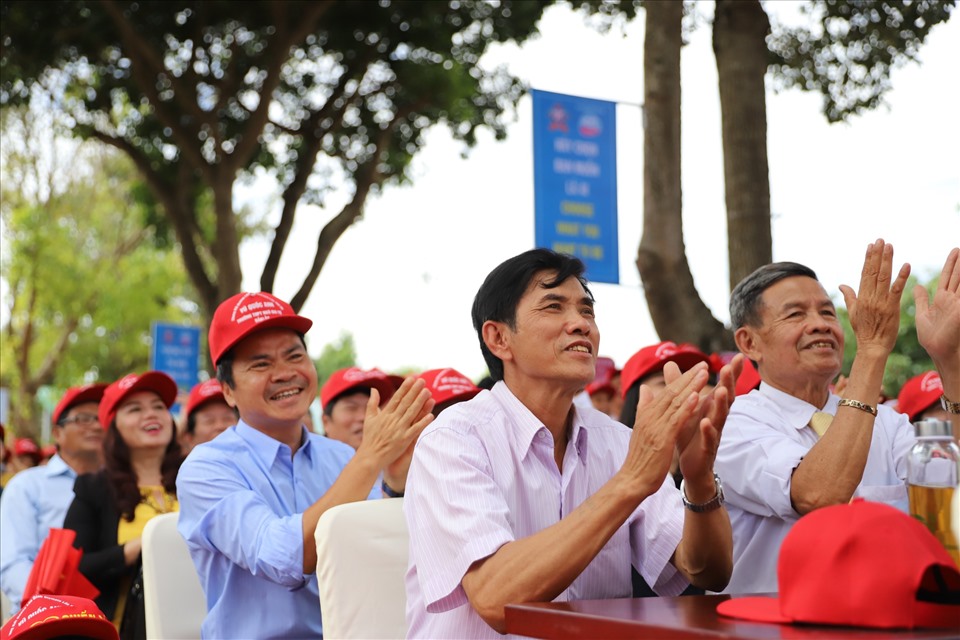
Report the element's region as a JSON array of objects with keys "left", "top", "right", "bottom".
[
  {"left": 0, "top": 454, "right": 78, "bottom": 610},
  {"left": 177, "top": 420, "right": 379, "bottom": 639}
]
